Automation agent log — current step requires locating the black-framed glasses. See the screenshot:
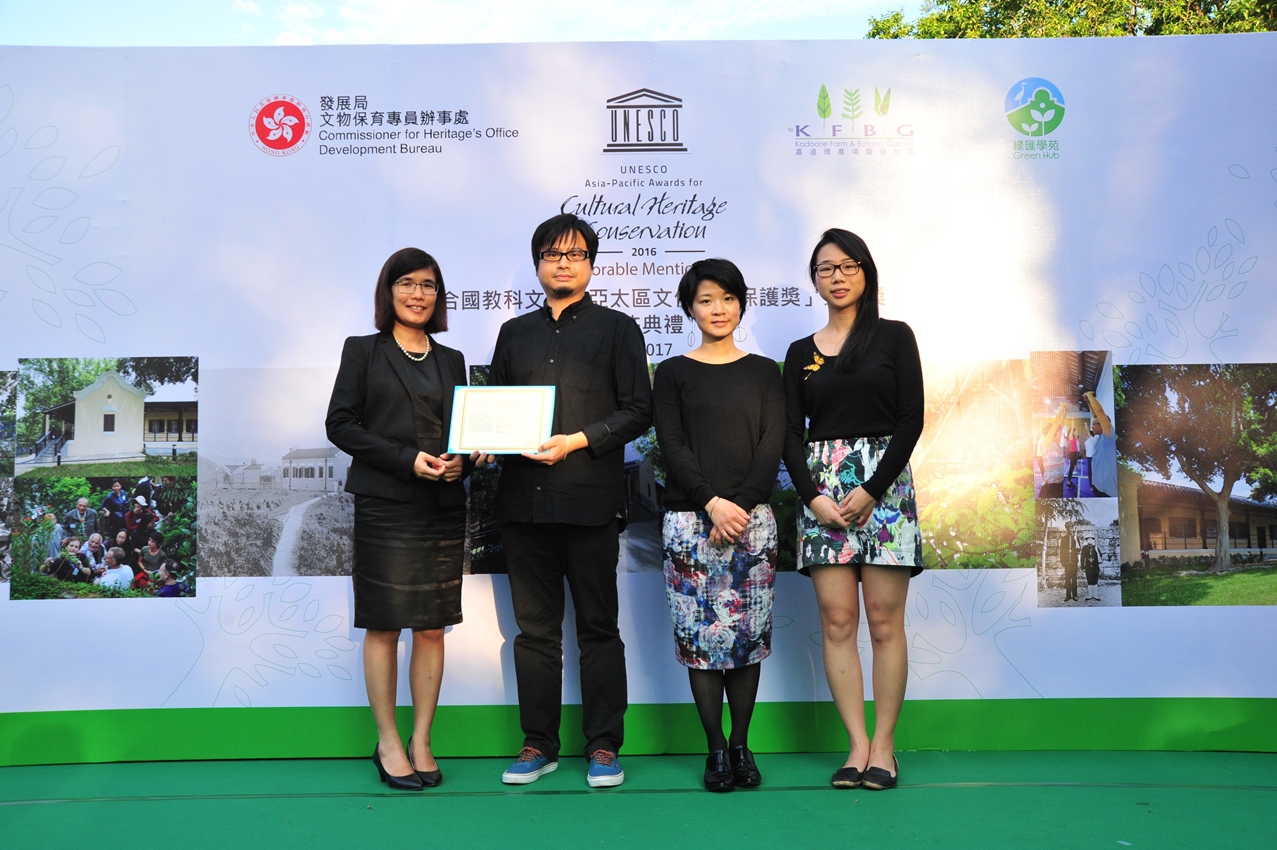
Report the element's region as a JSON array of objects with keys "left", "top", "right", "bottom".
[
  {"left": 813, "top": 260, "right": 862, "bottom": 278},
  {"left": 539, "top": 249, "right": 589, "bottom": 263},
  {"left": 394, "top": 279, "right": 438, "bottom": 295}
]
